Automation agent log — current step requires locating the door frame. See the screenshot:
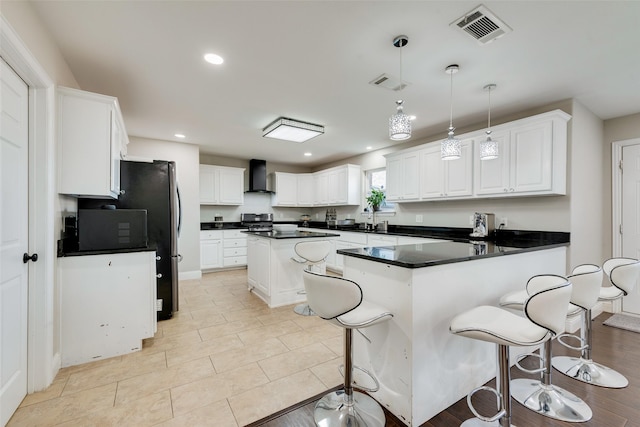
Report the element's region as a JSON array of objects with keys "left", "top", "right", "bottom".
[
  {"left": 612, "top": 137, "right": 640, "bottom": 256},
  {"left": 1, "top": 15, "right": 58, "bottom": 391},
  {"left": 611, "top": 138, "right": 640, "bottom": 312}
]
